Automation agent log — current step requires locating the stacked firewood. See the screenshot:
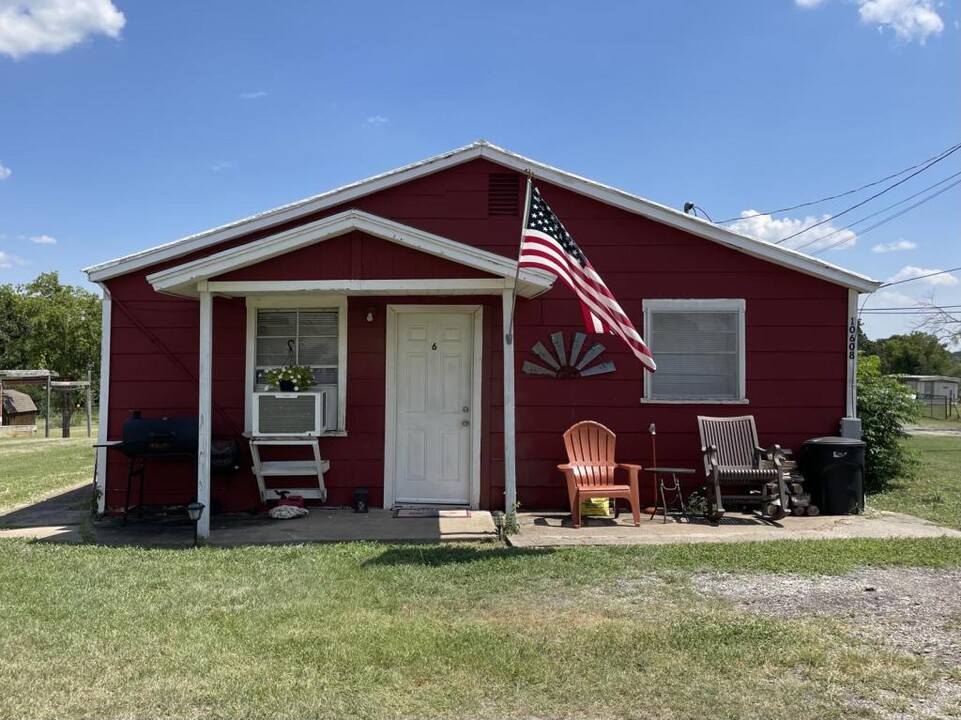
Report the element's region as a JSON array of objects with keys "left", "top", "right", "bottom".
[{"left": 760, "top": 458, "right": 820, "bottom": 516}]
